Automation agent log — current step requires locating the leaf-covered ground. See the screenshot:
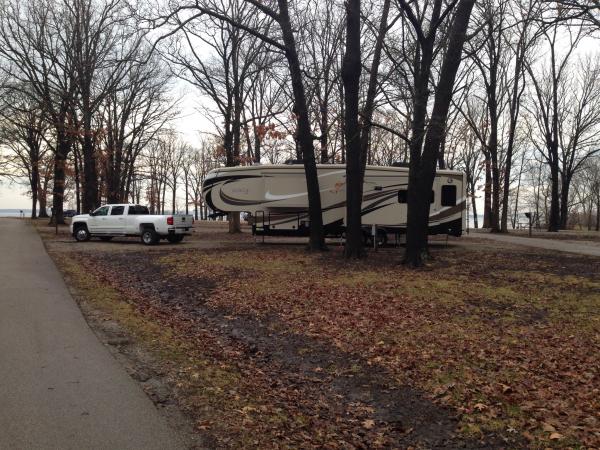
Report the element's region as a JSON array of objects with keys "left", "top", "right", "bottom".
[{"left": 41, "top": 223, "right": 600, "bottom": 448}]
